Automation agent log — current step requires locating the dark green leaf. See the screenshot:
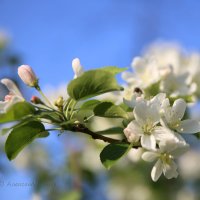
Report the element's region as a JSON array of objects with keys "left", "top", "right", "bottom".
[
  {"left": 67, "top": 69, "right": 123, "bottom": 101},
  {"left": 95, "top": 127, "right": 124, "bottom": 135},
  {"left": 94, "top": 102, "right": 128, "bottom": 118},
  {"left": 0, "top": 102, "right": 35, "bottom": 124},
  {"left": 100, "top": 143, "right": 130, "bottom": 169},
  {"left": 5, "top": 121, "right": 48, "bottom": 160}
]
